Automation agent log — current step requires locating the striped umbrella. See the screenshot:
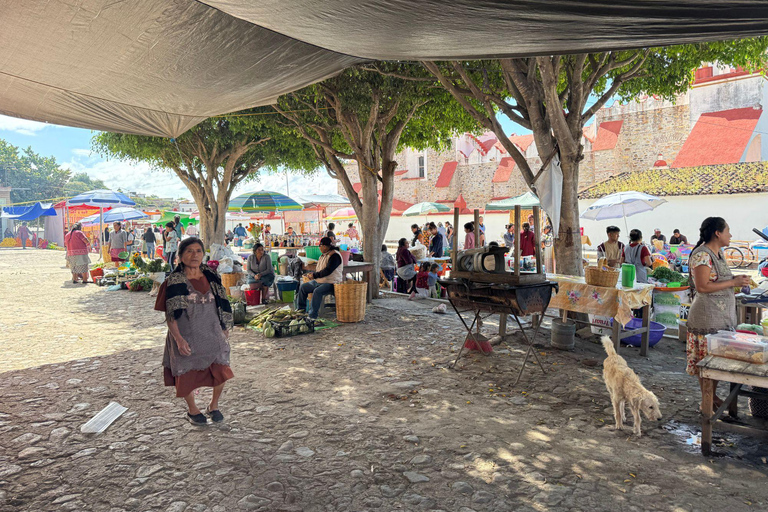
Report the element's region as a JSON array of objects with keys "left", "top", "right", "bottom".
[
  {"left": 228, "top": 191, "right": 302, "bottom": 212},
  {"left": 326, "top": 207, "right": 357, "bottom": 221}
]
